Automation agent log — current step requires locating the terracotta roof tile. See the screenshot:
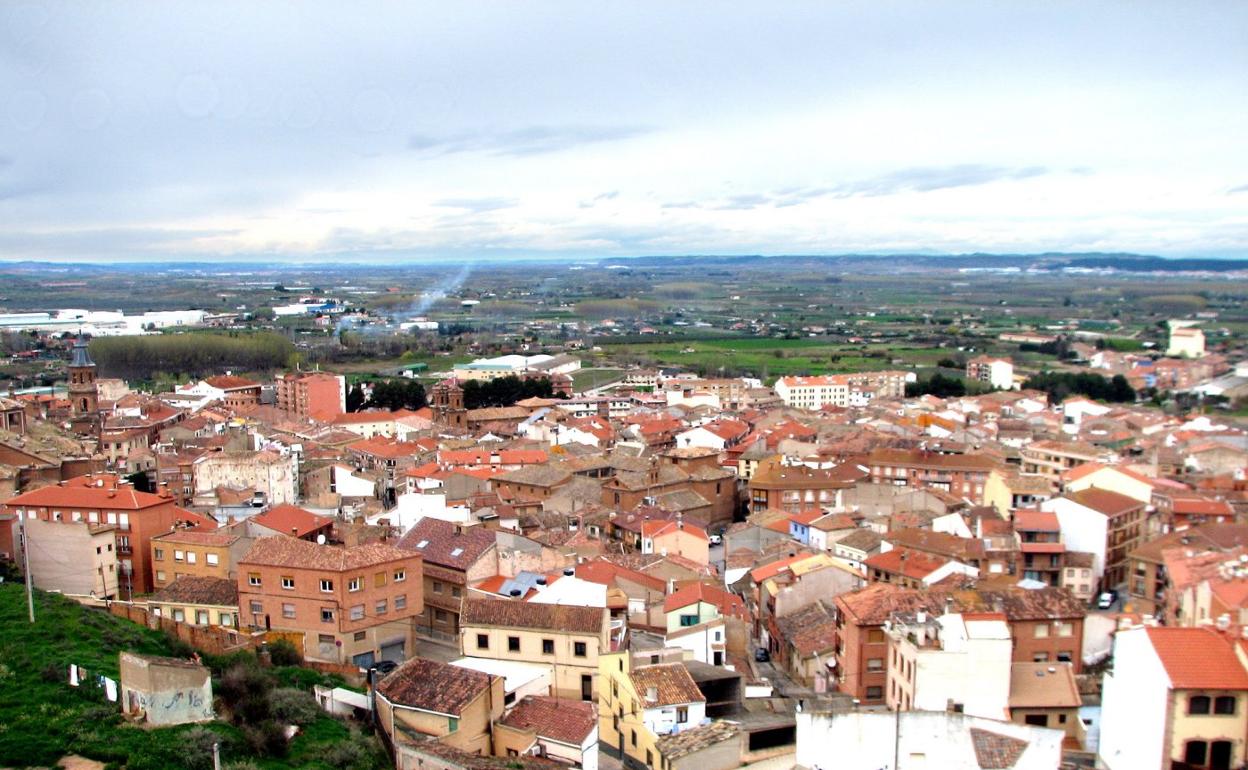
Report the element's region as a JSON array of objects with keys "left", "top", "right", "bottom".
[
  {"left": 150, "top": 576, "right": 238, "bottom": 607},
  {"left": 252, "top": 504, "right": 334, "bottom": 538},
  {"left": 377, "top": 657, "right": 493, "bottom": 715},
  {"left": 630, "top": 663, "right": 705, "bottom": 707},
  {"left": 499, "top": 695, "right": 596, "bottom": 746},
  {"left": 460, "top": 596, "right": 605, "bottom": 635},
  {"left": 969, "top": 727, "right": 1028, "bottom": 769},
  {"left": 239, "top": 534, "right": 417, "bottom": 572},
  {"left": 396, "top": 518, "right": 496, "bottom": 571},
  {"left": 1145, "top": 627, "right": 1248, "bottom": 690}
]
